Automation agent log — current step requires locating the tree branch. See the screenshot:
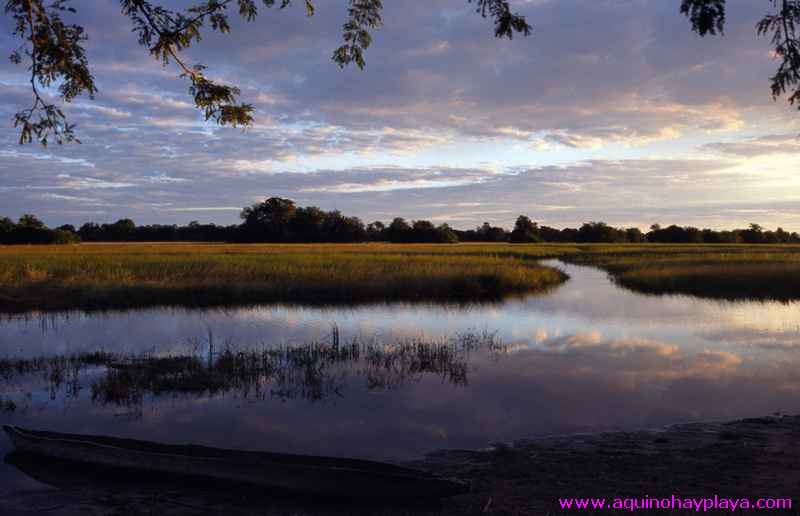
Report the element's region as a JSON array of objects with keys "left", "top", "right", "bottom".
[{"left": 8, "top": 0, "right": 533, "bottom": 145}]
